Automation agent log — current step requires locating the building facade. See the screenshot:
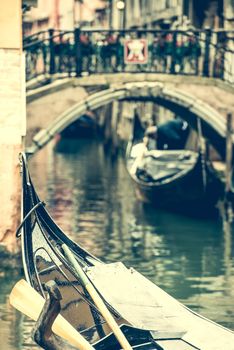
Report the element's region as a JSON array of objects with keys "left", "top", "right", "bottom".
[
  {"left": 125, "top": 0, "right": 182, "bottom": 29},
  {"left": 23, "top": 0, "right": 109, "bottom": 36},
  {"left": 122, "top": 0, "right": 233, "bottom": 30}
]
